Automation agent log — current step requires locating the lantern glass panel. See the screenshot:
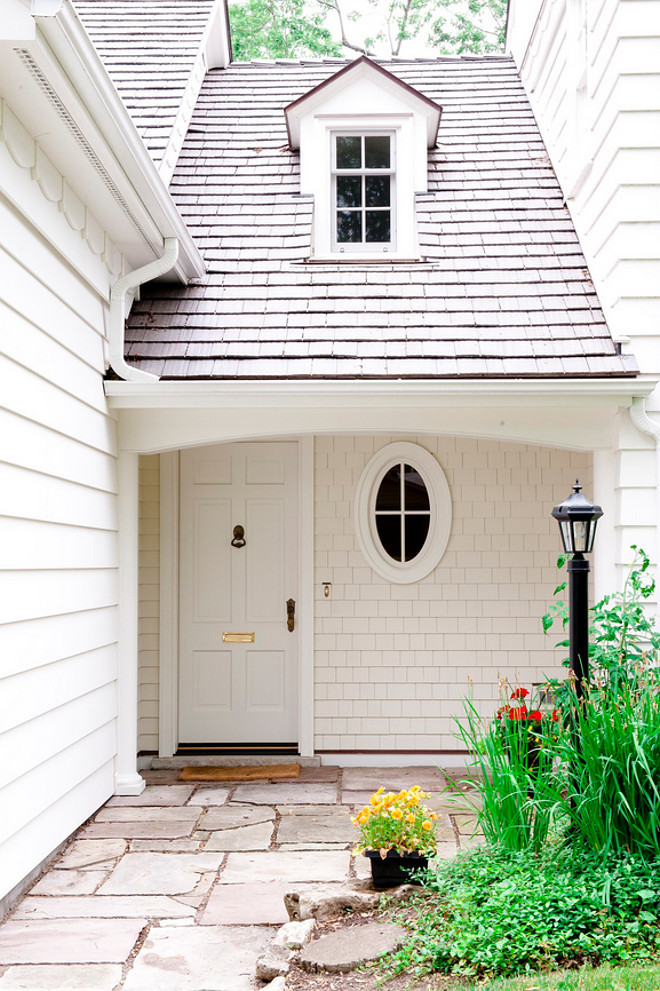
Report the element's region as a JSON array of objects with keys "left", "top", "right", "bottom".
[{"left": 559, "top": 520, "right": 573, "bottom": 553}]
